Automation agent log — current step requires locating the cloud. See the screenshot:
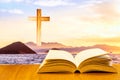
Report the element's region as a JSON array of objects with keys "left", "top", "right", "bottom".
[
  {"left": 33, "top": 0, "right": 75, "bottom": 7},
  {"left": 0, "top": 9, "right": 24, "bottom": 14},
  {"left": 0, "top": 0, "right": 24, "bottom": 3},
  {"left": 0, "top": 0, "right": 11, "bottom": 3},
  {"left": 77, "top": 0, "right": 120, "bottom": 25},
  {"left": 0, "top": 0, "right": 75, "bottom": 7},
  {"left": 8, "top": 9, "right": 24, "bottom": 14}
]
